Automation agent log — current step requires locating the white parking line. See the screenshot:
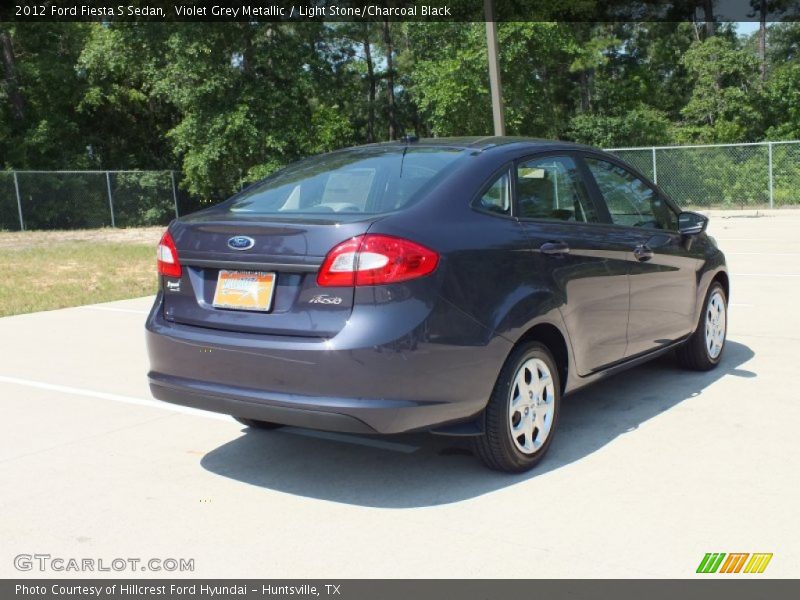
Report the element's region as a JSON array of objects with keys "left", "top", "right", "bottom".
[
  {"left": 0, "top": 375, "right": 420, "bottom": 454},
  {"left": 726, "top": 252, "right": 800, "bottom": 256},
  {"left": 0, "top": 375, "right": 229, "bottom": 420},
  {"left": 81, "top": 306, "right": 150, "bottom": 315},
  {"left": 733, "top": 273, "right": 800, "bottom": 277}
]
